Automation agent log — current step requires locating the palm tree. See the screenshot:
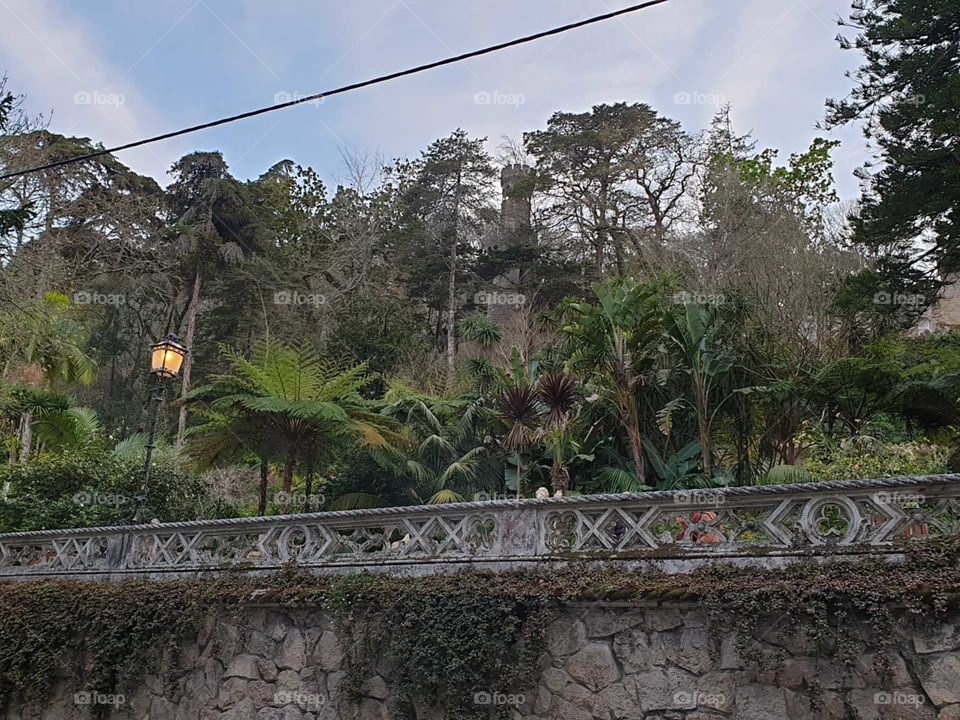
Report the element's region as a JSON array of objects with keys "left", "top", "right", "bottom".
[
  {"left": 0, "top": 292, "right": 96, "bottom": 462},
  {"left": 348, "top": 391, "right": 498, "bottom": 507},
  {"left": 0, "top": 386, "right": 101, "bottom": 461},
  {"left": 662, "top": 301, "right": 736, "bottom": 477},
  {"left": 187, "top": 340, "right": 400, "bottom": 513},
  {"left": 561, "top": 277, "right": 663, "bottom": 484}
]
